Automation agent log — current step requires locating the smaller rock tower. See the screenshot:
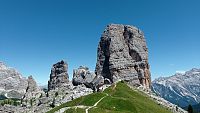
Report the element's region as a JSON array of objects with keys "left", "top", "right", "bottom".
[{"left": 48, "top": 60, "right": 69, "bottom": 91}]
